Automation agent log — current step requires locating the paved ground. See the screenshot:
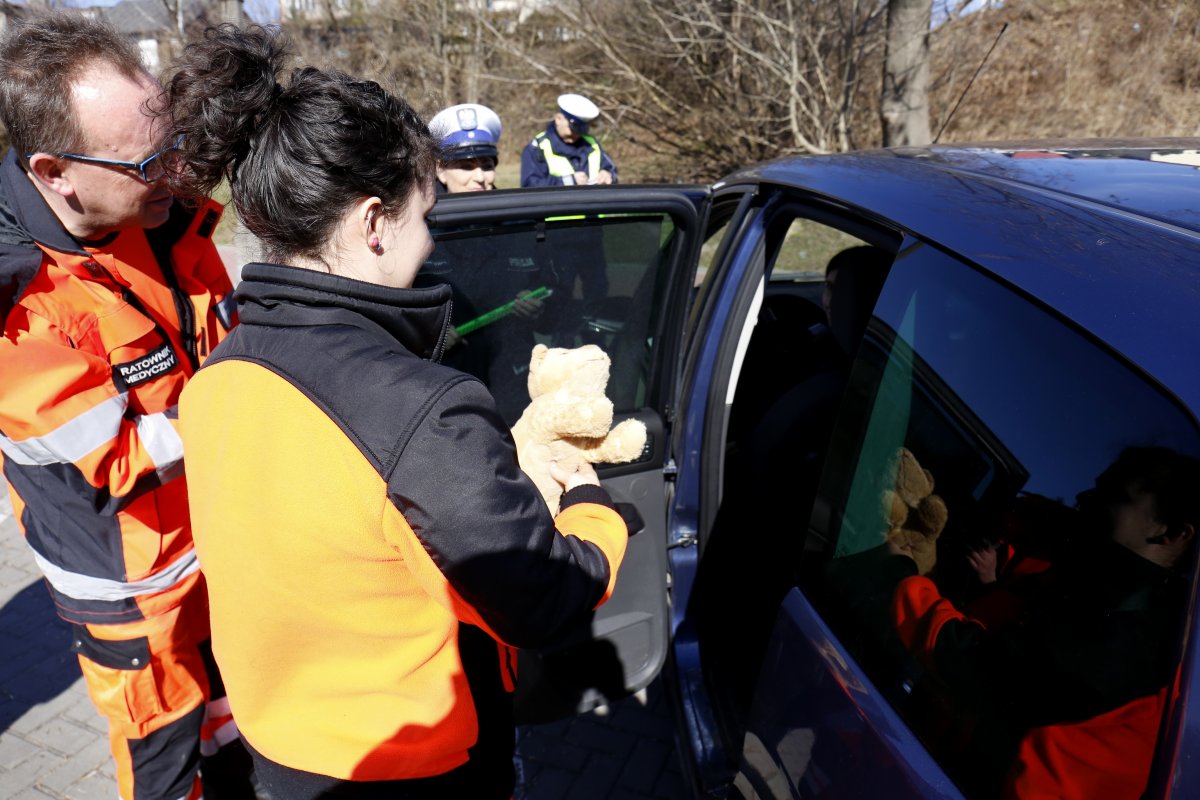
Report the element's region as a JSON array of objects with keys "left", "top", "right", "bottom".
[{"left": 0, "top": 485, "right": 687, "bottom": 799}]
